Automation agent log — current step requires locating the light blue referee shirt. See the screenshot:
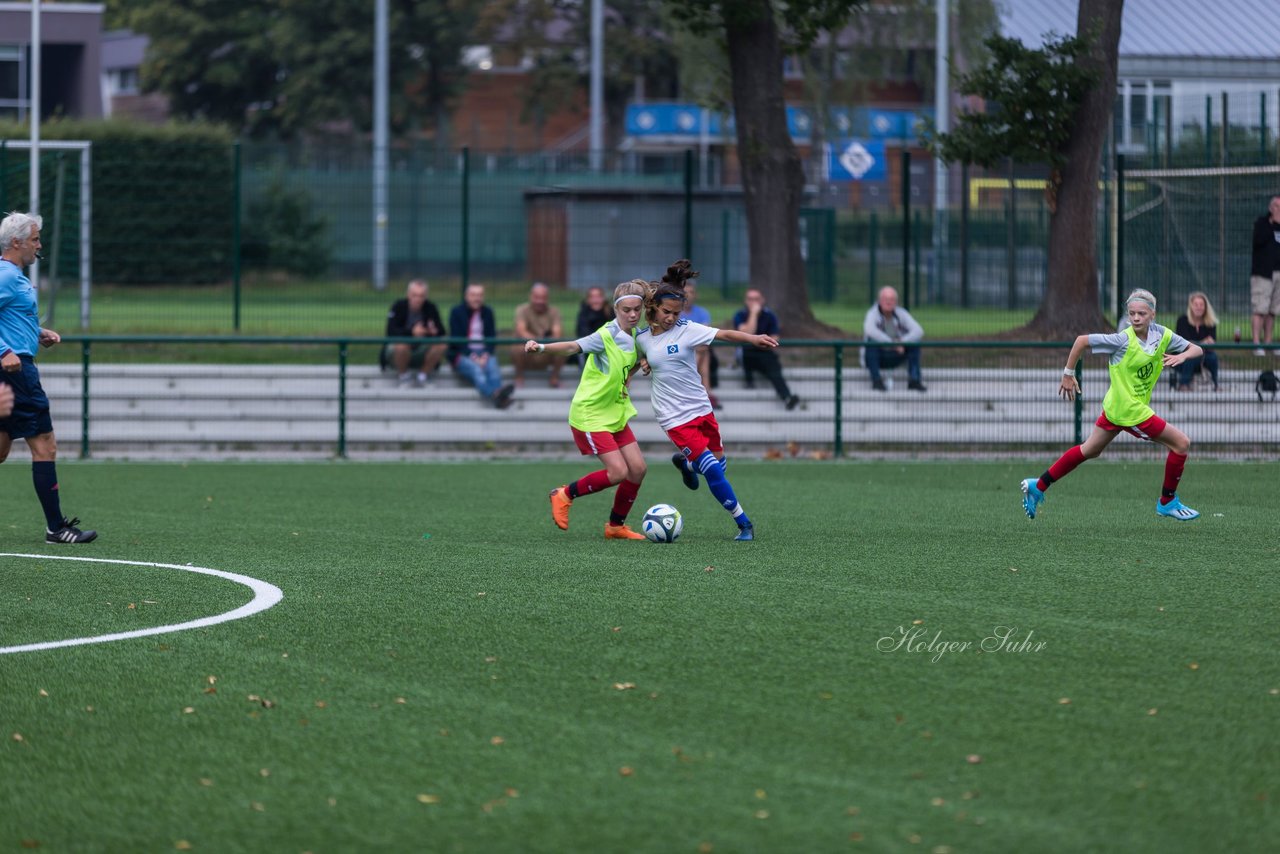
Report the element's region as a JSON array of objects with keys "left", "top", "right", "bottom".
[{"left": 0, "top": 259, "right": 41, "bottom": 357}]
